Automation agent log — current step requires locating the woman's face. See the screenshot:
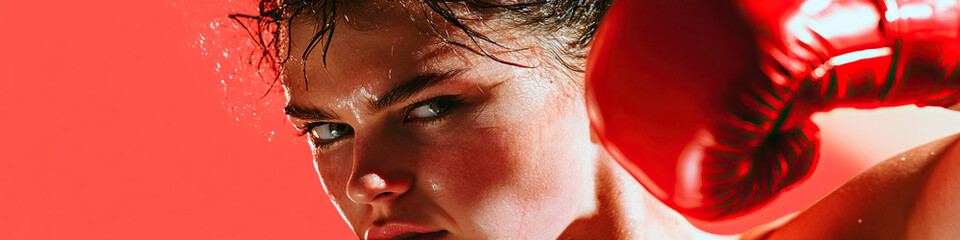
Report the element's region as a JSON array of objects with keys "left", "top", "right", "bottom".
[{"left": 282, "top": 6, "right": 600, "bottom": 239}]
